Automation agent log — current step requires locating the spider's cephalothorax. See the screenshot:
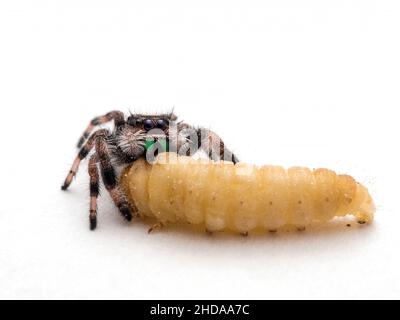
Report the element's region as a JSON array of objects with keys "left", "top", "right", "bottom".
[{"left": 61, "top": 110, "right": 239, "bottom": 230}]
